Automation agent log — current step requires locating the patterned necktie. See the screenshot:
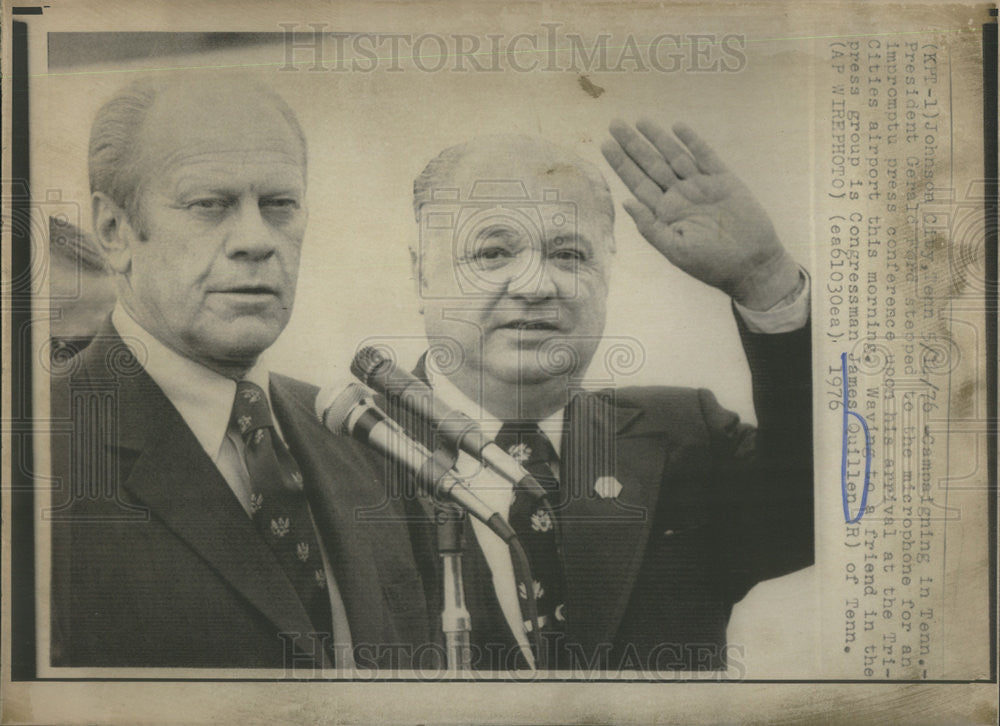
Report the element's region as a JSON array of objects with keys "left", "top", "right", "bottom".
[
  {"left": 495, "top": 421, "right": 567, "bottom": 667},
  {"left": 230, "top": 380, "right": 332, "bottom": 637}
]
